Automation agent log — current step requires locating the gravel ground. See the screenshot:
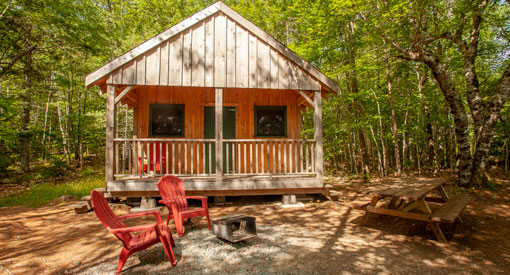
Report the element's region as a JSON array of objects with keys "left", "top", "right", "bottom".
[{"left": 78, "top": 224, "right": 324, "bottom": 275}]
